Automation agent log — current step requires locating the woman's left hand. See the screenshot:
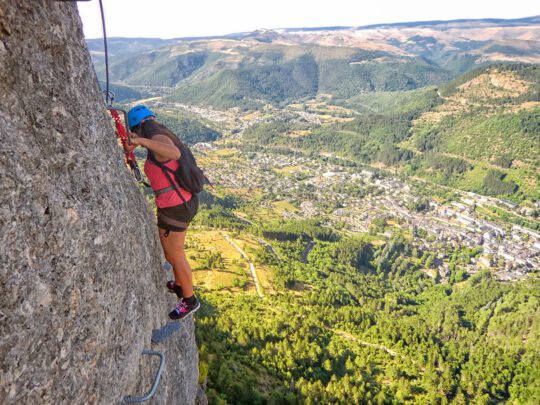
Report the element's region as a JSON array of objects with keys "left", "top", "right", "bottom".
[{"left": 129, "top": 132, "right": 145, "bottom": 146}]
